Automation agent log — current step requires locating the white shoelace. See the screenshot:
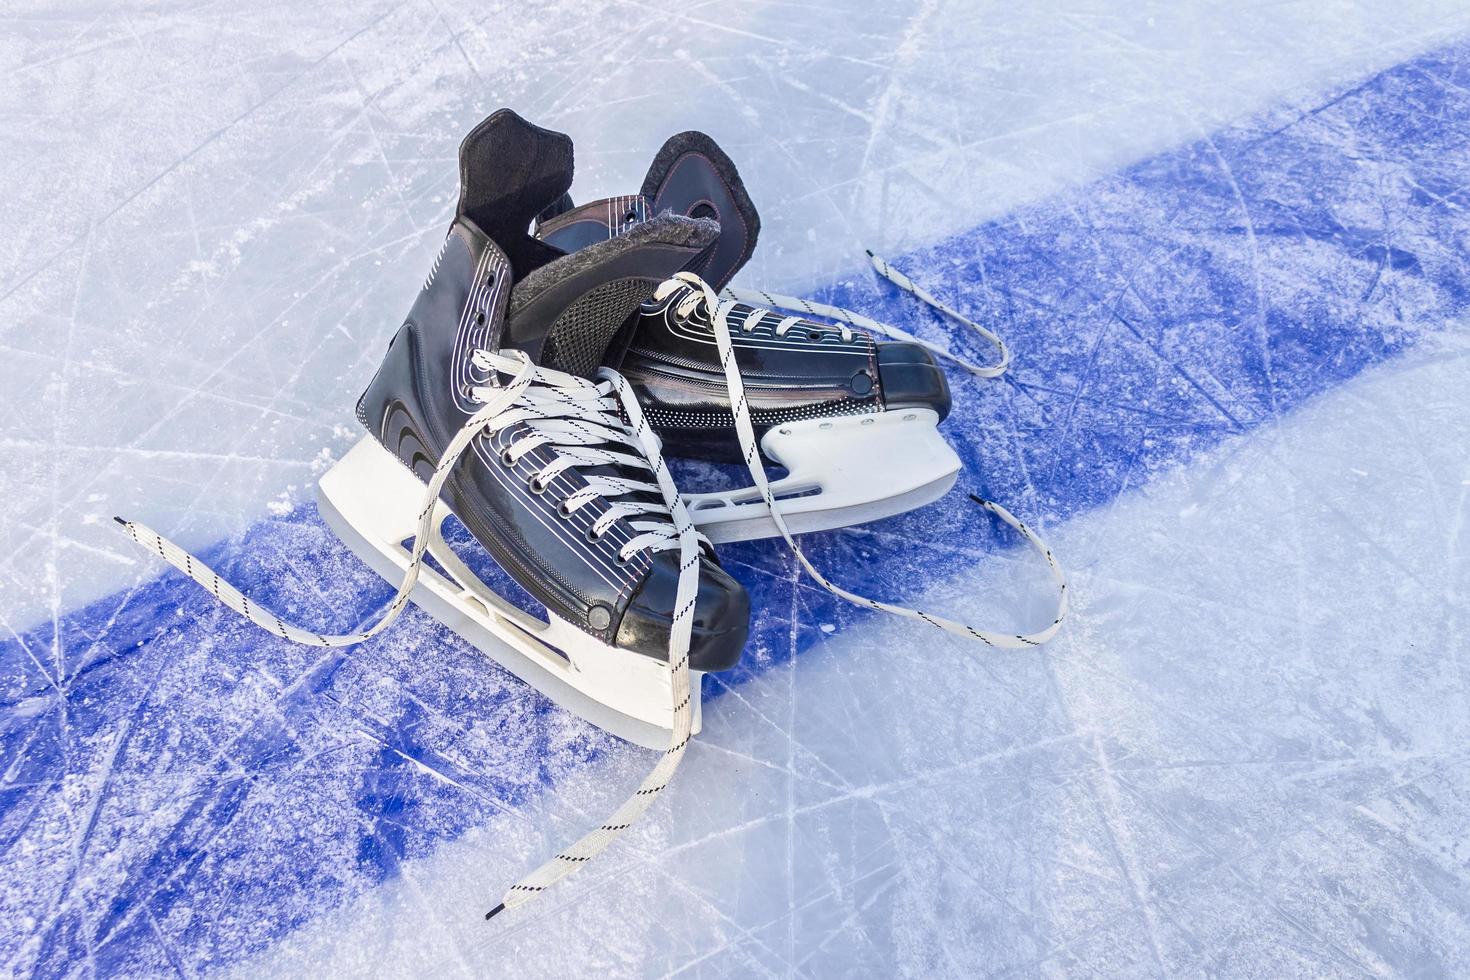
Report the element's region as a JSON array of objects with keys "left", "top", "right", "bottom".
[
  {"left": 116, "top": 350, "right": 705, "bottom": 918},
  {"left": 723, "top": 250, "right": 1011, "bottom": 379},
  {"left": 656, "top": 271, "right": 1068, "bottom": 649}
]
